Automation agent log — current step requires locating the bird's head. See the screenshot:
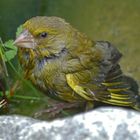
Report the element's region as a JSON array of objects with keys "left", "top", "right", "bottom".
[{"left": 14, "top": 16, "right": 78, "bottom": 58}]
